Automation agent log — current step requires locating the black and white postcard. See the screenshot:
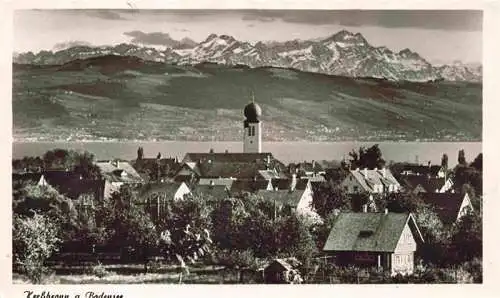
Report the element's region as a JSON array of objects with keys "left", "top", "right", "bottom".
[{"left": 1, "top": 1, "right": 499, "bottom": 297}]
